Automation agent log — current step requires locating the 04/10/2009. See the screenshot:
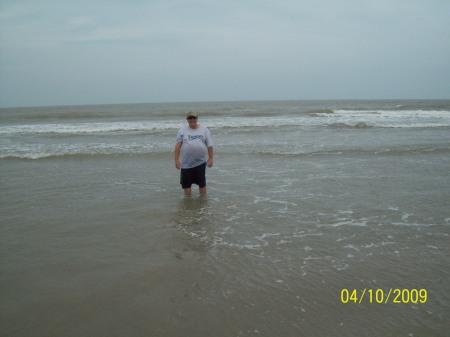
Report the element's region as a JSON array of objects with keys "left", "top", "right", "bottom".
[{"left": 340, "top": 288, "right": 428, "bottom": 304}]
